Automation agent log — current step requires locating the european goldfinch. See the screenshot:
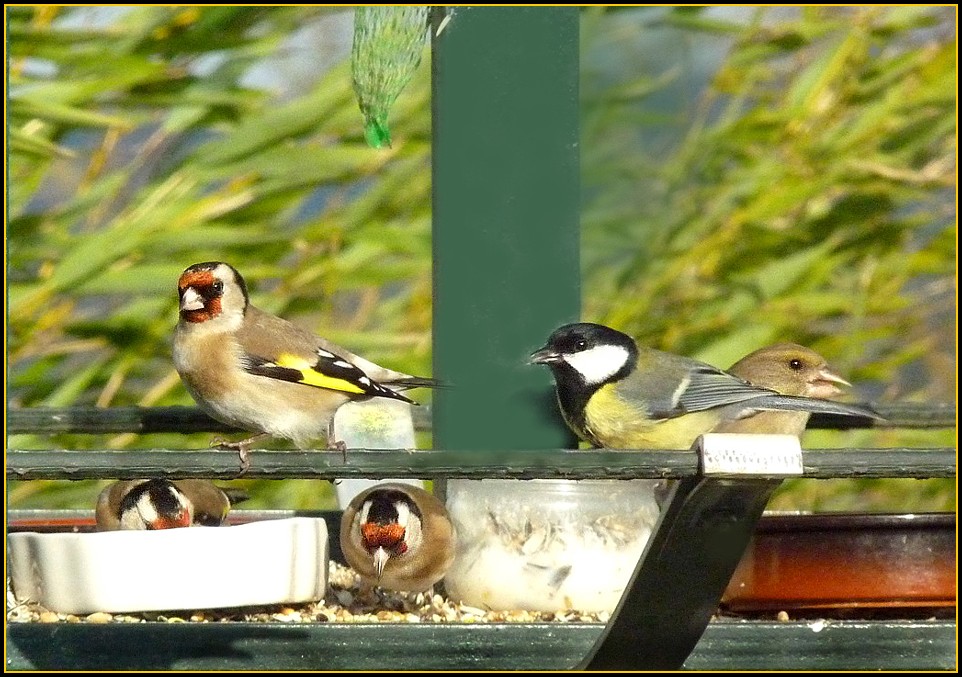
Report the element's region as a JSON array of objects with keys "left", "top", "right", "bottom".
[
  {"left": 340, "top": 483, "right": 455, "bottom": 594},
  {"left": 529, "top": 323, "right": 881, "bottom": 450},
  {"left": 172, "top": 261, "right": 439, "bottom": 468},
  {"left": 95, "top": 479, "right": 233, "bottom": 531},
  {"left": 713, "top": 343, "right": 855, "bottom": 436}
]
